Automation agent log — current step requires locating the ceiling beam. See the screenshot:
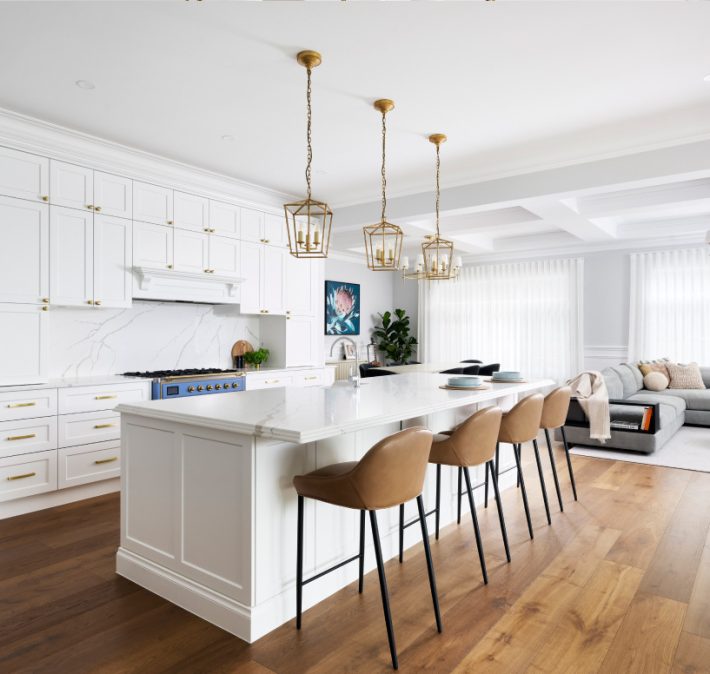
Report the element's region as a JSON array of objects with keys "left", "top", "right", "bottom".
[{"left": 523, "top": 200, "right": 617, "bottom": 241}]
